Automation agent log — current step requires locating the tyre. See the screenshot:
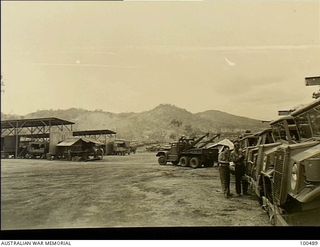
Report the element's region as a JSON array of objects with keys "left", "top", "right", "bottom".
[
  {"left": 189, "top": 157, "right": 200, "bottom": 169},
  {"left": 158, "top": 155, "right": 167, "bottom": 165},
  {"left": 179, "top": 156, "right": 189, "bottom": 167},
  {"left": 172, "top": 160, "right": 179, "bottom": 166}
]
